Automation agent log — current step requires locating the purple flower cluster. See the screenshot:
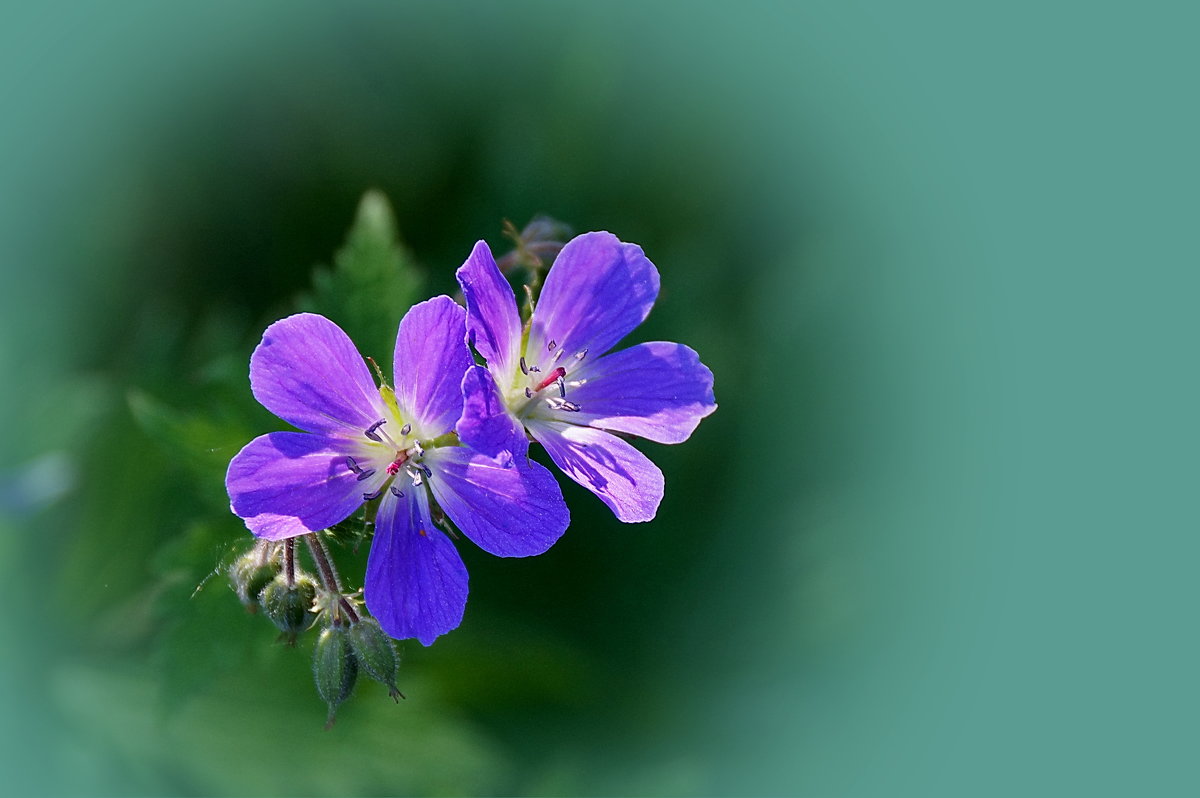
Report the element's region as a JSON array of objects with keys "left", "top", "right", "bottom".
[{"left": 226, "top": 232, "right": 716, "bottom": 644}]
